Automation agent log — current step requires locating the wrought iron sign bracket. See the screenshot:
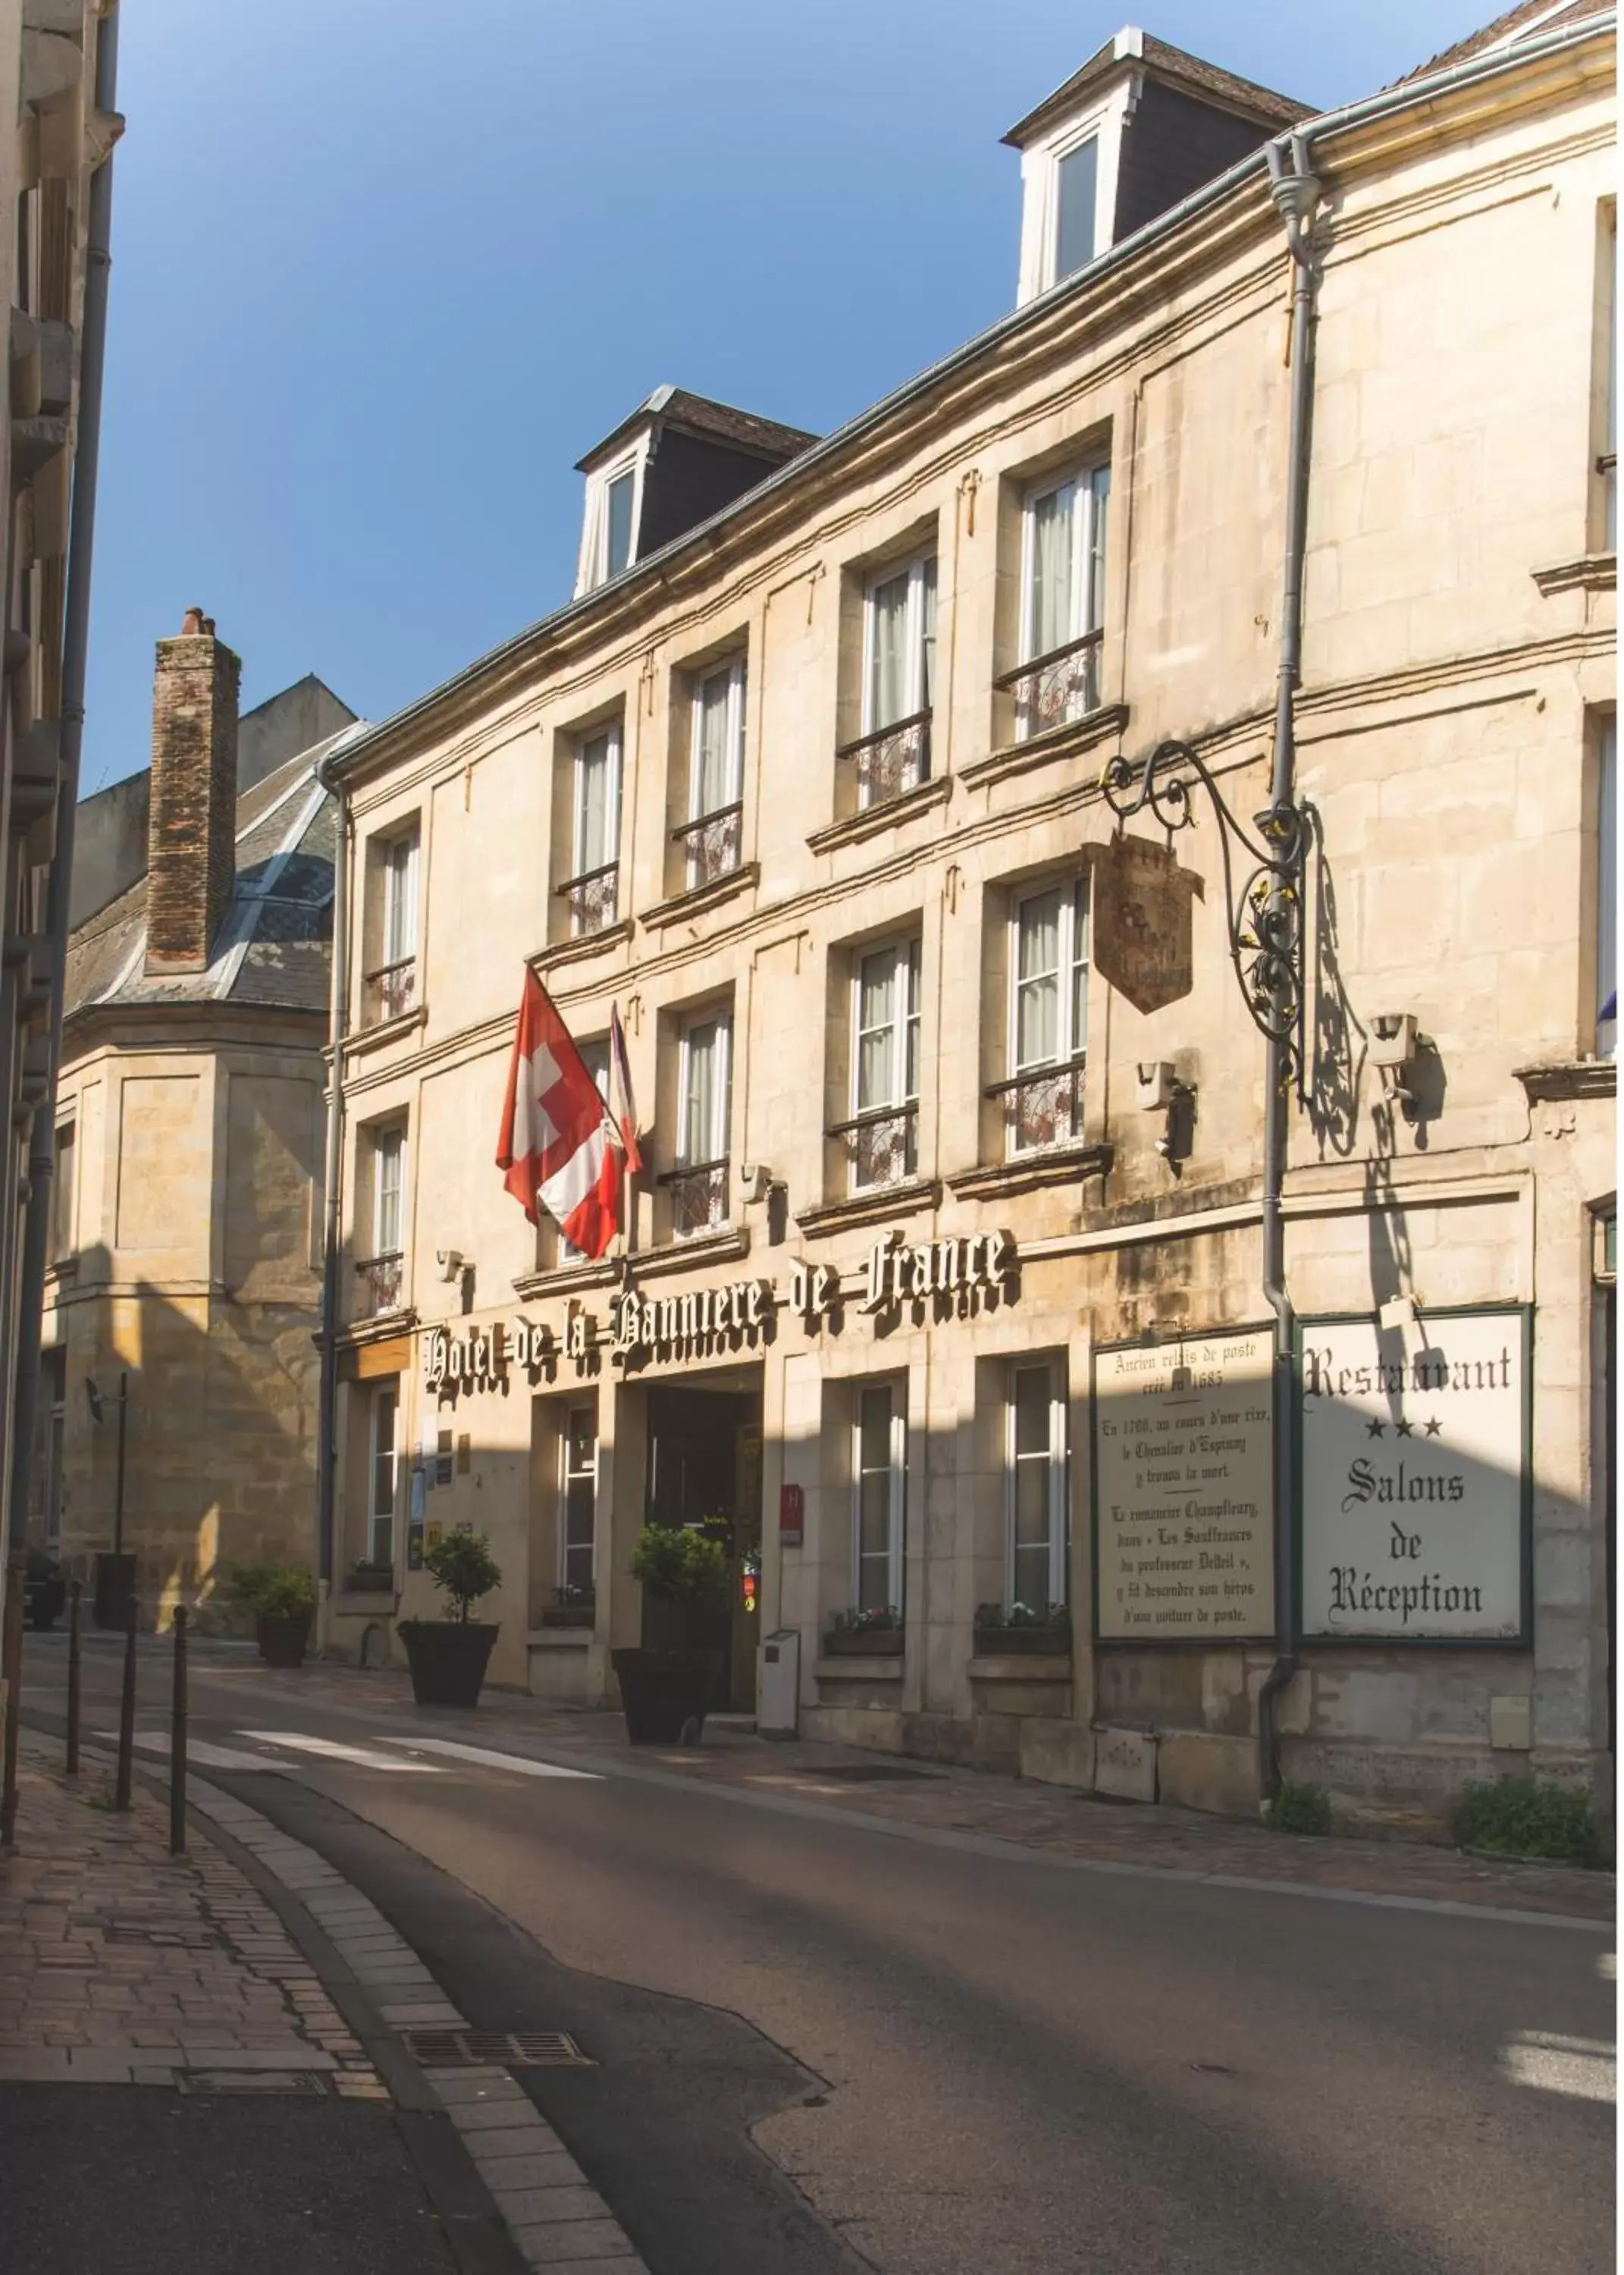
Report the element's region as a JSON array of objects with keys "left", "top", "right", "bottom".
[{"left": 1099, "top": 738, "right": 1307, "bottom": 1097}]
